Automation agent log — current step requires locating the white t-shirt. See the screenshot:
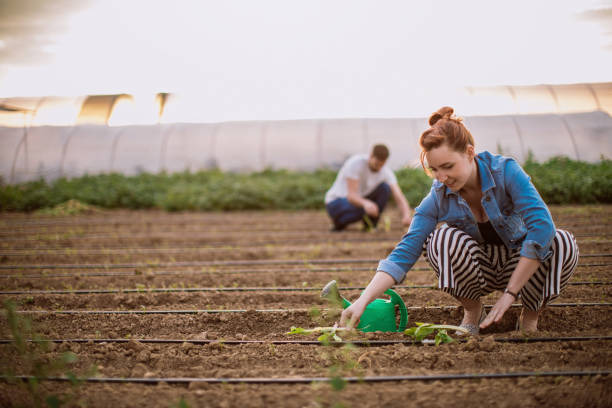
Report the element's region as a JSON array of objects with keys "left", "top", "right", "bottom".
[{"left": 324, "top": 154, "right": 398, "bottom": 204}]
